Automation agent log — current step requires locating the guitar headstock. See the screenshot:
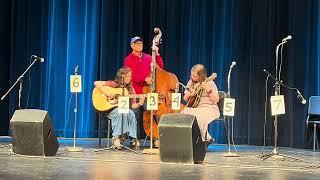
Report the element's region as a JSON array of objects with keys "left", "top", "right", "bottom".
[{"left": 206, "top": 72, "right": 217, "bottom": 82}]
